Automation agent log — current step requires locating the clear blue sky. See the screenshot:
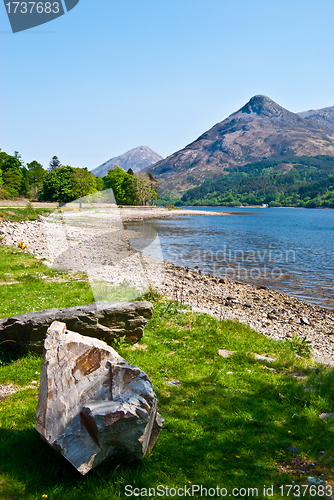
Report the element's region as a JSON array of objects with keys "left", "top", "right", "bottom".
[{"left": 1, "top": 0, "right": 334, "bottom": 170}]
